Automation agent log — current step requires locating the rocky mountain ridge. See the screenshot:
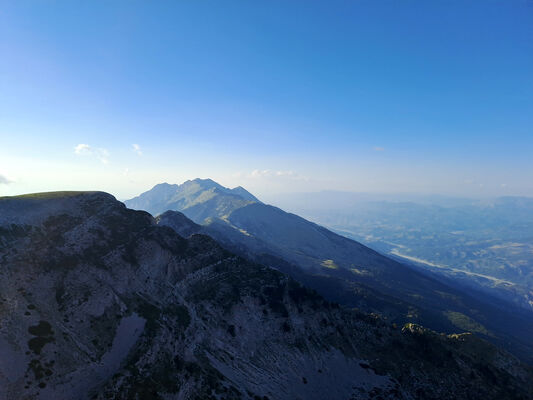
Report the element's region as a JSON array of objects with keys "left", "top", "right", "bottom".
[
  {"left": 1, "top": 191, "right": 532, "bottom": 399},
  {"left": 128, "top": 180, "right": 533, "bottom": 363}
]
